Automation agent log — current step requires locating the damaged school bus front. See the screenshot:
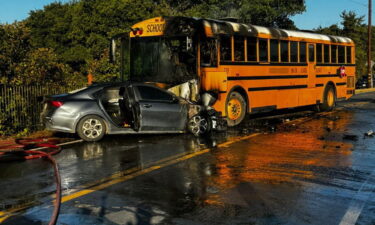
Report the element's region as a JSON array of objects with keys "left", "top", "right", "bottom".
[{"left": 129, "top": 17, "right": 197, "bottom": 86}]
